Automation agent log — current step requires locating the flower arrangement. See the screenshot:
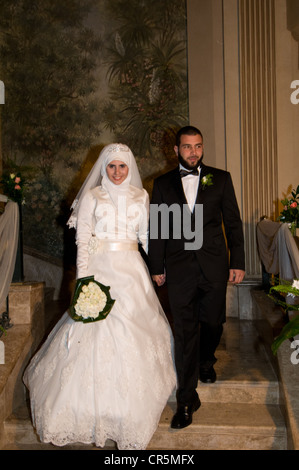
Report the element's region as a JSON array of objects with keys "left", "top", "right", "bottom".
[
  {"left": 201, "top": 173, "right": 213, "bottom": 190},
  {"left": 268, "top": 279, "right": 299, "bottom": 355},
  {"left": 69, "top": 276, "right": 115, "bottom": 323},
  {"left": 0, "top": 172, "right": 26, "bottom": 204},
  {"left": 277, "top": 185, "right": 299, "bottom": 229}
]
